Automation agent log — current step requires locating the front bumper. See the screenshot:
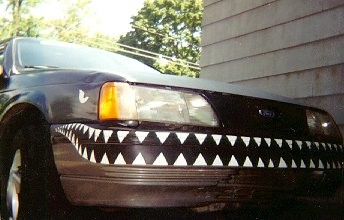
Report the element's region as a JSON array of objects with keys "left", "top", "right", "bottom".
[{"left": 51, "top": 123, "right": 344, "bottom": 208}]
